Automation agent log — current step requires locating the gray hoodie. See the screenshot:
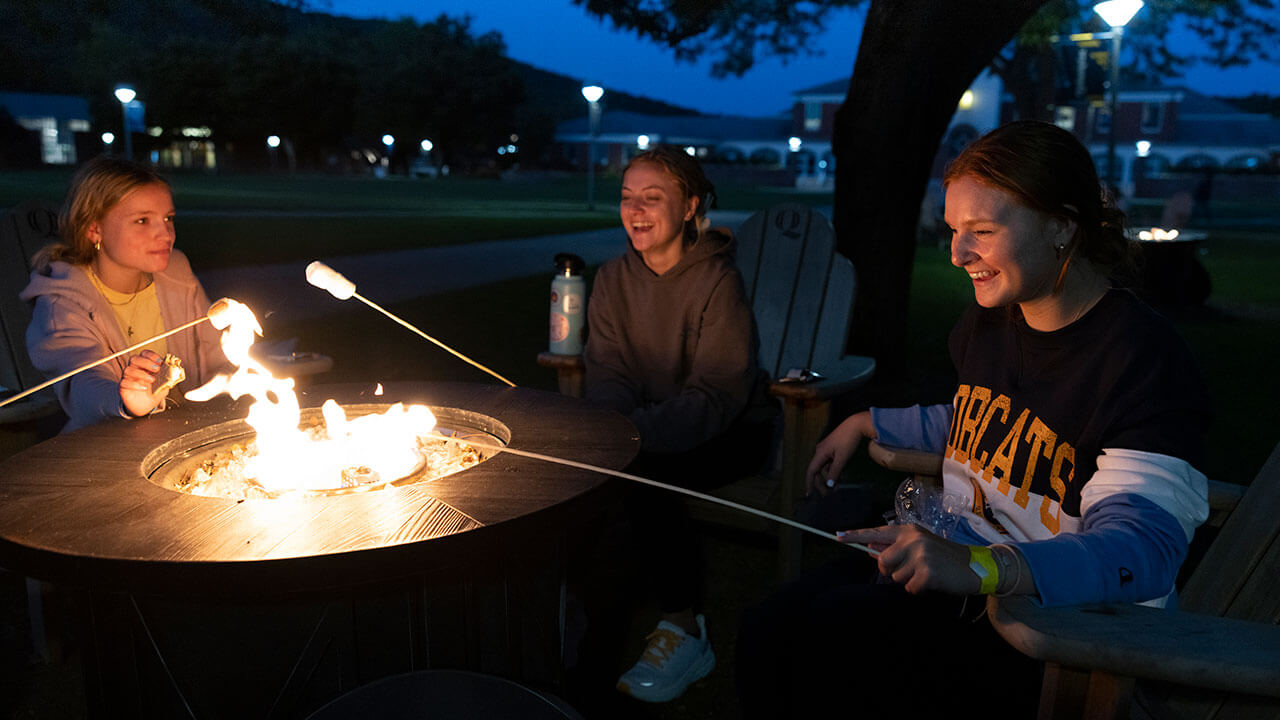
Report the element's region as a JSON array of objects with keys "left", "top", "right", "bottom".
[
  {"left": 20, "top": 249, "right": 224, "bottom": 432},
  {"left": 585, "top": 230, "right": 772, "bottom": 453}
]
